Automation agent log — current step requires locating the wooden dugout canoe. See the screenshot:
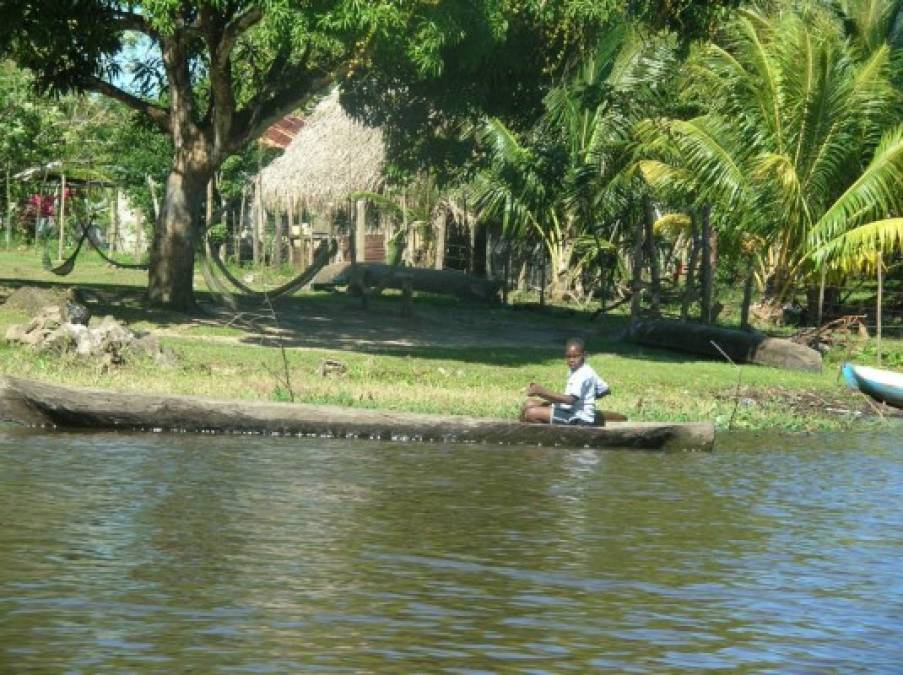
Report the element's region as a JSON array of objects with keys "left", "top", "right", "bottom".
[{"left": 0, "top": 376, "right": 714, "bottom": 451}]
